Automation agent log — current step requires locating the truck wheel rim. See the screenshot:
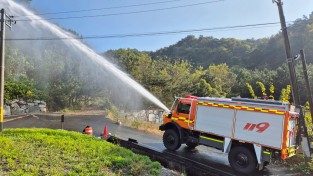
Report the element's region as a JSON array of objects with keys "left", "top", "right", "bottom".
[
  {"left": 235, "top": 153, "right": 248, "bottom": 167},
  {"left": 167, "top": 135, "right": 175, "bottom": 144}
]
